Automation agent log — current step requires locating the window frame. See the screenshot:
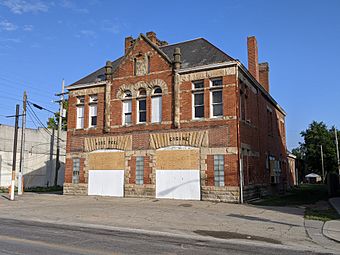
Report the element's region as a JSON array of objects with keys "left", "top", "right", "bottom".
[
  {"left": 151, "top": 86, "right": 162, "bottom": 123},
  {"left": 89, "top": 94, "right": 98, "bottom": 128},
  {"left": 192, "top": 80, "right": 205, "bottom": 119},
  {"left": 137, "top": 89, "right": 147, "bottom": 124},
  {"left": 136, "top": 156, "right": 144, "bottom": 185},
  {"left": 76, "top": 96, "right": 85, "bottom": 130},
  {"left": 214, "top": 154, "right": 225, "bottom": 187},
  {"left": 122, "top": 90, "right": 132, "bottom": 125},
  {"left": 210, "top": 78, "right": 223, "bottom": 118},
  {"left": 72, "top": 158, "right": 80, "bottom": 184}
]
